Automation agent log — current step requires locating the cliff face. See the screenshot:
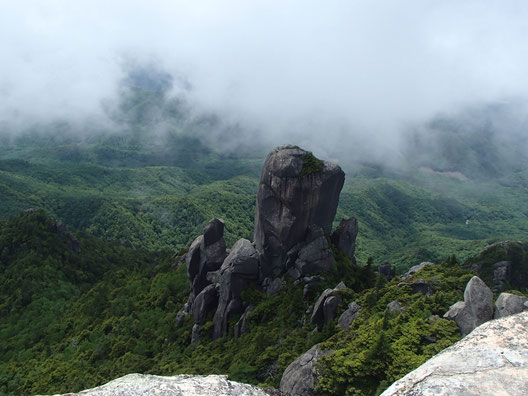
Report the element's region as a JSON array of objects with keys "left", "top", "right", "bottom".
[
  {"left": 381, "top": 311, "right": 528, "bottom": 396},
  {"left": 254, "top": 145, "right": 345, "bottom": 277}
]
